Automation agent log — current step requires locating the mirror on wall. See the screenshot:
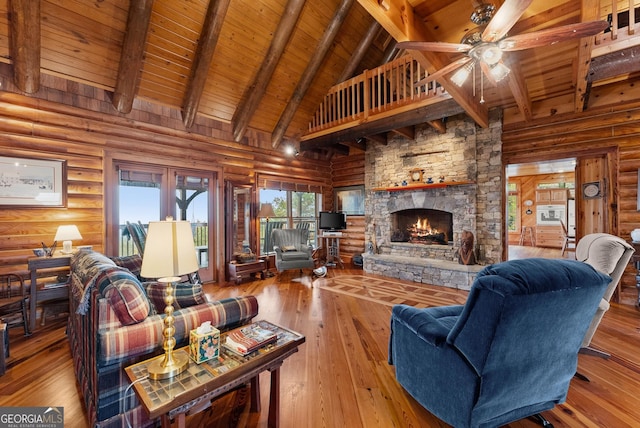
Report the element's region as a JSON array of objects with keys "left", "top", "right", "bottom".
[{"left": 225, "top": 182, "right": 255, "bottom": 268}]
